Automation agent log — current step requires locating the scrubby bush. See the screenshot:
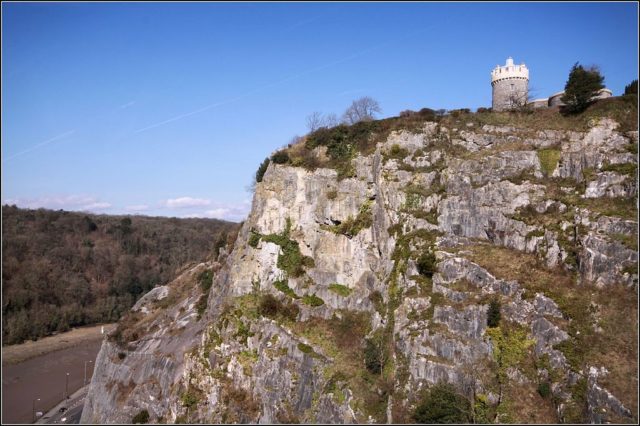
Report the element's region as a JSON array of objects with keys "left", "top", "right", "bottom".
[
  {"left": 487, "top": 298, "right": 501, "bottom": 328},
  {"left": 195, "top": 294, "right": 208, "bottom": 319},
  {"left": 197, "top": 269, "right": 213, "bottom": 292},
  {"left": 417, "top": 251, "right": 437, "bottom": 278},
  {"left": 449, "top": 108, "right": 471, "bottom": 118},
  {"left": 248, "top": 232, "right": 261, "bottom": 248},
  {"left": 132, "top": 409, "right": 150, "bottom": 424},
  {"left": 257, "top": 294, "right": 280, "bottom": 318},
  {"left": 538, "top": 381, "right": 551, "bottom": 398},
  {"left": 271, "top": 150, "right": 290, "bottom": 164},
  {"left": 413, "top": 382, "right": 472, "bottom": 424},
  {"left": 181, "top": 390, "right": 199, "bottom": 409},
  {"left": 476, "top": 107, "right": 492, "bottom": 113},
  {"left": 418, "top": 107, "right": 437, "bottom": 120},
  {"left": 387, "top": 144, "right": 409, "bottom": 160},
  {"left": 257, "top": 294, "right": 299, "bottom": 322},
  {"left": 364, "top": 332, "right": 387, "bottom": 374}
]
